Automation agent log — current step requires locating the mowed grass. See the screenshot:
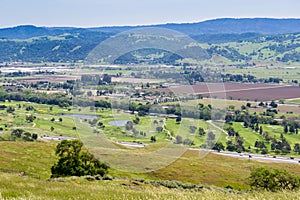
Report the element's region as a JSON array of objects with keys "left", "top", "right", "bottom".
[
  {"left": 230, "top": 122, "right": 265, "bottom": 148},
  {"left": 165, "top": 118, "right": 227, "bottom": 146}
]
